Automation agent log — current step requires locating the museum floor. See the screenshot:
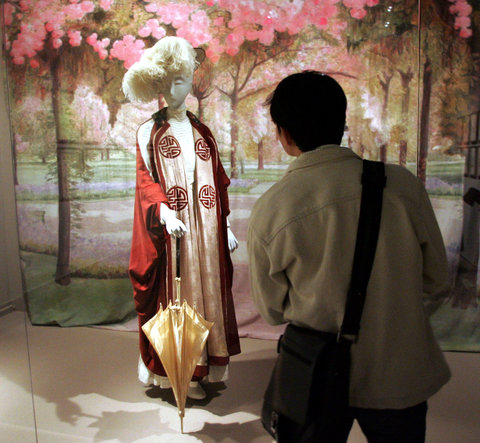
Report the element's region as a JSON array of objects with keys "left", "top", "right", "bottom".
[{"left": 1, "top": 310, "right": 480, "bottom": 443}]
